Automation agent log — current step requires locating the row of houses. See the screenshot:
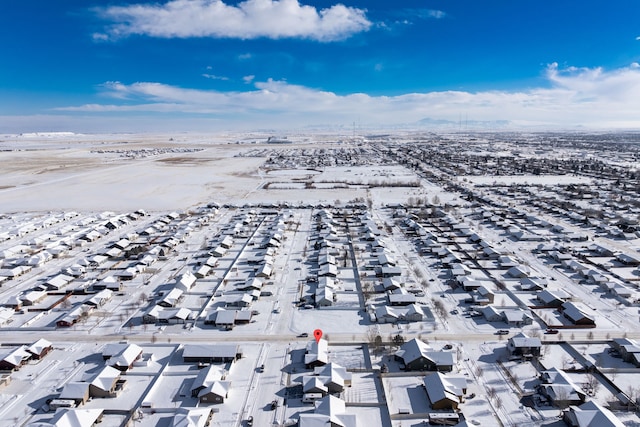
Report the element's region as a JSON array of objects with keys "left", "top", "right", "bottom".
[
  {"left": 0, "top": 338, "right": 53, "bottom": 371},
  {"left": 0, "top": 211, "right": 146, "bottom": 282}
]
